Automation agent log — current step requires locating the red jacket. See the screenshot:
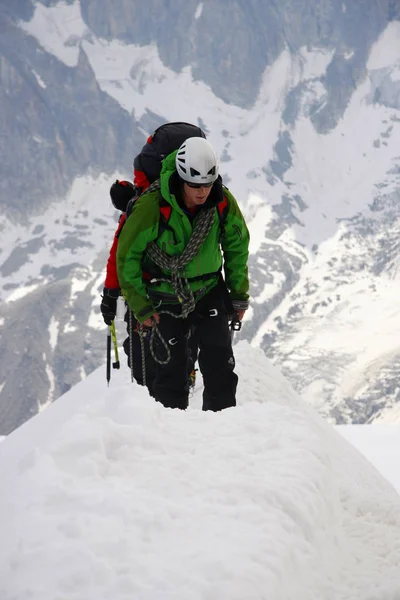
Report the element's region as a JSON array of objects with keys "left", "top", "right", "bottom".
[
  {"left": 105, "top": 165, "right": 224, "bottom": 292},
  {"left": 104, "top": 169, "right": 148, "bottom": 290},
  {"left": 104, "top": 213, "right": 126, "bottom": 289}
]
